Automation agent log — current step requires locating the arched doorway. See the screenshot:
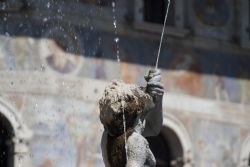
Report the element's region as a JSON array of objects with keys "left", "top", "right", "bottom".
[
  {"left": 238, "top": 135, "right": 250, "bottom": 167},
  {"left": 248, "top": 153, "right": 250, "bottom": 166},
  {"left": 0, "top": 98, "right": 32, "bottom": 167},
  {"left": 147, "top": 126, "right": 184, "bottom": 167},
  {"left": 144, "top": 0, "right": 175, "bottom": 25},
  {"left": 0, "top": 113, "right": 14, "bottom": 167},
  {"left": 147, "top": 113, "right": 193, "bottom": 167}
]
